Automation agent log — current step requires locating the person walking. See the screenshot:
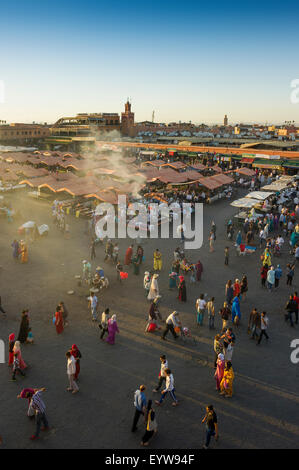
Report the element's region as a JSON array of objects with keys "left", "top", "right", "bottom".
[
  {"left": 202, "top": 405, "right": 218, "bottom": 449},
  {"left": 54, "top": 305, "right": 64, "bottom": 334},
  {"left": 148, "top": 274, "right": 159, "bottom": 301},
  {"left": 155, "top": 369, "right": 179, "bottom": 407},
  {"left": 211, "top": 221, "right": 216, "bottom": 240},
  {"left": 132, "top": 385, "right": 147, "bottom": 432},
  {"left": 178, "top": 276, "right": 187, "bottom": 302},
  {"left": 292, "top": 292, "right": 299, "bottom": 324},
  {"left": 145, "top": 298, "right": 162, "bottom": 333},
  {"left": 219, "top": 302, "right": 231, "bottom": 332},
  {"left": 260, "top": 265, "right": 268, "bottom": 288},
  {"left": 225, "top": 280, "right": 234, "bottom": 305},
  {"left": 286, "top": 263, "right": 295, "bottom": 286},
  {"left": 29, "top": 388, "right": 49, "bottom": 440},
  {"left": 153, "top": 355, "right": 168, "bottom": 393},
  {"left": 240, "top": 275, "right": 248, "bottom": 300},
  {"left": 99, "top": 308, "right": 110, "bottom": 340},
  {"left": 214, "top": 354, "right": 225, "bottom": 391},
  {"left": 257, "top": 311, "right": 269, "bottom": 345},
  {"left": 285, "top": 295, "right": 296, "bottom": 327},
  {"left": 224, "top": 247, "right": 229, "bottom": 266},
  {"left": 66, "top": 351, "right": 79, "bottom": 394},
  {"left": 143, "top": 272, "right": 151, "bottom": 297},
  {"left": 207, "top": 297, "right": 215, "bottom": 329},
  {"left": 220, "top": 361, "right": 234, "bottom": 397},
  {"left": 89, "top": 292, "right": 98, "bottom": 322},
  {"left": 11, "top": 351, "right": 26, "bottom": 381},
  {"left": 275, "top": 265, "right": 282, "bottom": 289},
  {"left": 59, "top": 301, "right": 69, "bottom": 327},
  {"left": 17, "top": 310, "right": 30, "bottom": 343},
  {"left": 11, "top": 239, "right": 19, "bottom": 260},
  {"left": 124, "top": 245, "right": 133, "bottom": 266},
  {"left": 105, "top": 314, "right": 119, "bottom": 345},
  {"left": 140, "top": 400, "right": 158, "bottom": 447},
  {"left": 267, "top": 266, "right": 275, "bottom": 292},
  {"left": 153, "top": 249, "right": 162, "bottom": 271},
  {"left": 248, "top": 308, "right": 260, "bottom": 340},
  {"left": 161, "top": 311, "right": 180, "bottom": 340},
  {"left": 196, "top": 294, "right": 206, "bottom": 327},
  {"left": 70, "top": 345, "right": 82, "bottom": 381},
  {"left": 8, "top": 333, "right": 15, "bottom": 367},
  {"left": 213, "top": 334, "right": 223, "bottom": 368},
  {"left": 231, "top": 295, "right": 241, "bottom": 326},
  {"left": 13, "top": 341, "right": 27, "bottom": 371}
]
